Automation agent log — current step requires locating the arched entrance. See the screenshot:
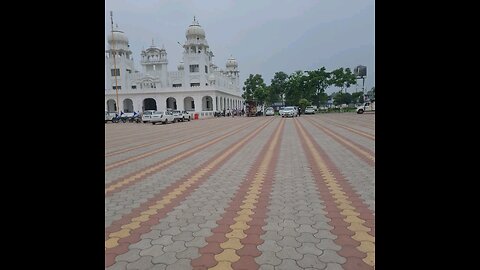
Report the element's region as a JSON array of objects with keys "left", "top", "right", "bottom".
[
  {"left": 184, "top": 96, "right": 195, "bottom": 111},
  {"left": 202, "top": 96, "right": 213, "bottom": 111},
  {"left": 166, "top": 97, "right": 177, "bottom": 110},
  {"left": 107, "top": 99, "right": 117, "bottom": 112},
  {"left": 143, "top": 98, "right": 157, "bottom": 111},
  {"left": 123, "top": 99, "right": 134, "bottom": 113}
]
